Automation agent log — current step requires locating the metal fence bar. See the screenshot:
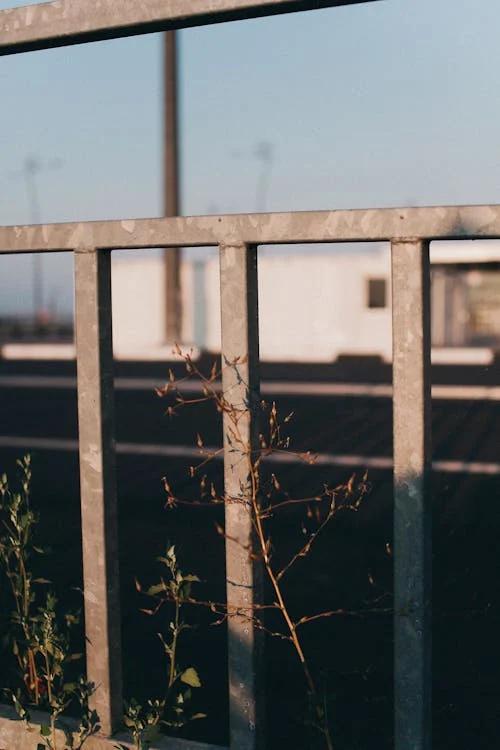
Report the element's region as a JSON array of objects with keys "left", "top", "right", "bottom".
[
  {"left": 74, "top": 248, "right": 123, "bottom": 736},
  {"left": 3, "top": 203, "right": 500, "bottom": 253},
  {"left": 391, "top": 240, "right": 432, "bottom": 750},
  {"left": 219, "top": 243, "right": 264, "bottom": 749},
  {"left": 0, "top": 0, "right": 378, "bottom": 56}
]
